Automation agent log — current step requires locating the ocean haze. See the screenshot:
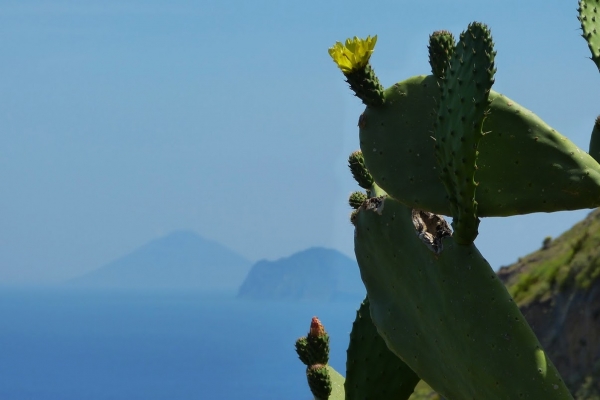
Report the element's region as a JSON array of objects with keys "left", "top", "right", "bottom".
[{"left": 66, "top": 231, "right": 251, "bottom": 291}]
